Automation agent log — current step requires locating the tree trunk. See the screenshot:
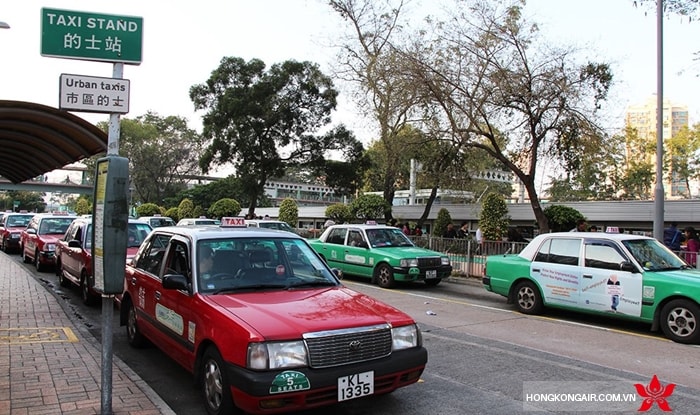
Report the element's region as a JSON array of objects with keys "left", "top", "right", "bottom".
[{"left": 522, "top": 178, "right": 549, "bottom": 234}]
